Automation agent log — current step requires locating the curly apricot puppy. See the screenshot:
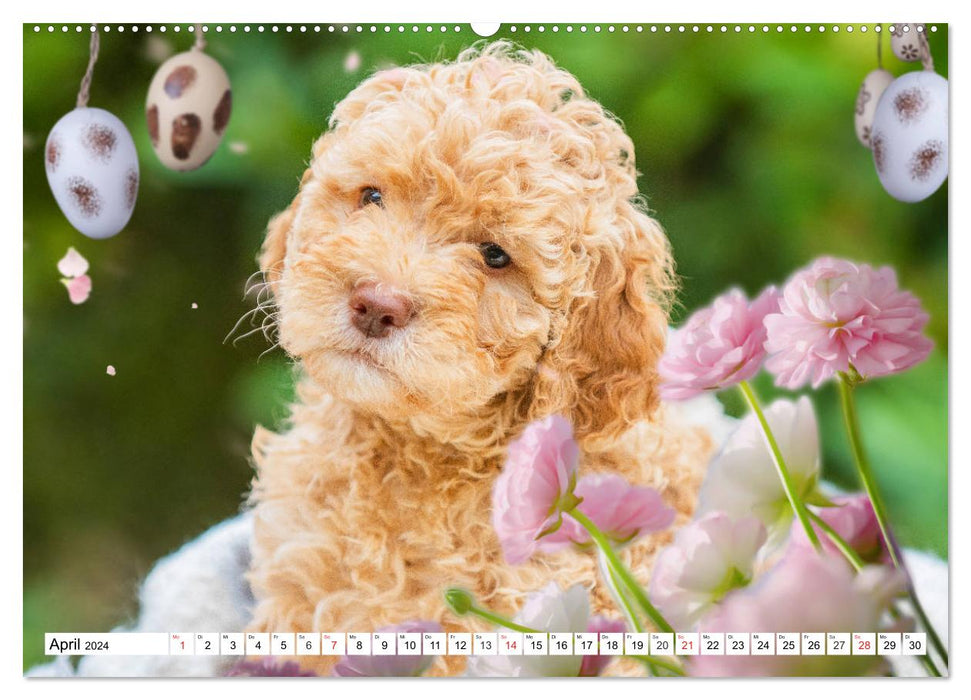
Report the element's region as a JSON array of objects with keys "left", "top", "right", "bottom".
[{"left": 247, "top": 42, "right": 713, "bottom": 676}]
